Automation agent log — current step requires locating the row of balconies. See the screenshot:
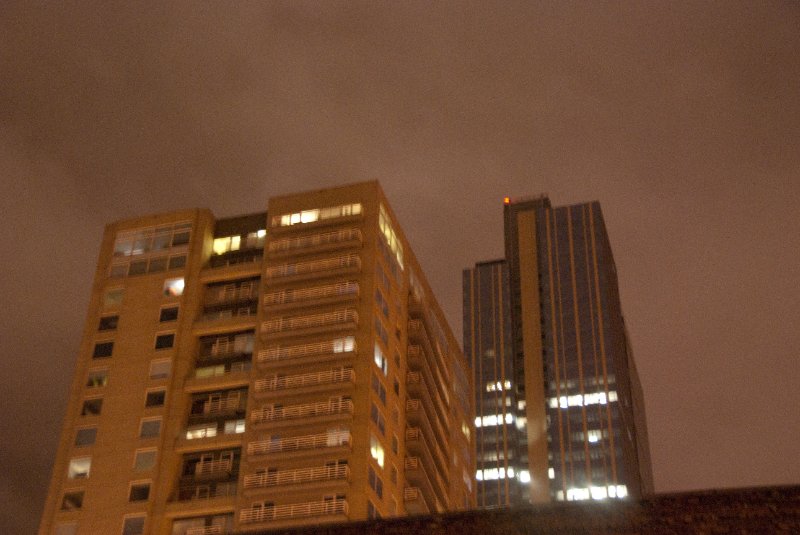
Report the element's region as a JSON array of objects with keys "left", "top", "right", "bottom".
[
  {"left": 267, "top": 228, "right": 362, "bottom": 255},
  {"left": 239, "top": 497, "right": 348, "bottom": 524},
  {"left": 250, "top": 398, "right": 354, "bottom": 425},
  {"left": 261, "top": 308, "right": 358, "bottom": 334},
  {"left": 248, "top": 430, "right": 351, "bottom": 456},
  {"left": 263, "top": 281, "right": 359, "bottom": 307},
  {"left": 254, "top": 368, "right": 355, "bottom": 394},
  {"left": 265, "top": 254, "right": 360, "bottom": 280},
  {"left": 257, "top": 338, "right": 356, "bottom": 364},
  {"left": 243, "top": 464, "right": 350, "bottom": 489}
]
